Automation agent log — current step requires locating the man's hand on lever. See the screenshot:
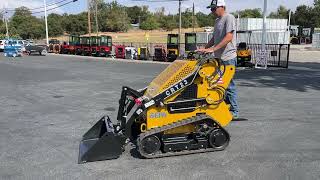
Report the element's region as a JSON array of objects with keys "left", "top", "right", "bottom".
[{"left": 196, "top": 47, "right": 216, "bottom": 54}]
